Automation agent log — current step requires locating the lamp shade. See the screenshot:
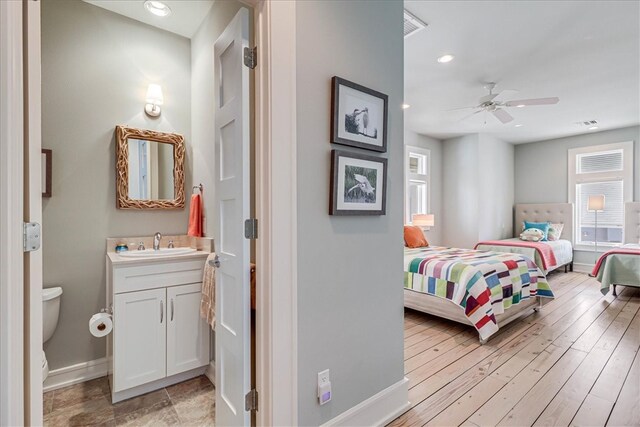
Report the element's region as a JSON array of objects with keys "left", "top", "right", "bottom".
[
  {"left": 145, "top": 84, "right": 163, "bottom": 105},
  {"left": 588, "top": 195, "right": 605, "bottom": 211},
  {"left": 412, "top": 213, "right": 434, "bottom": 227}
]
